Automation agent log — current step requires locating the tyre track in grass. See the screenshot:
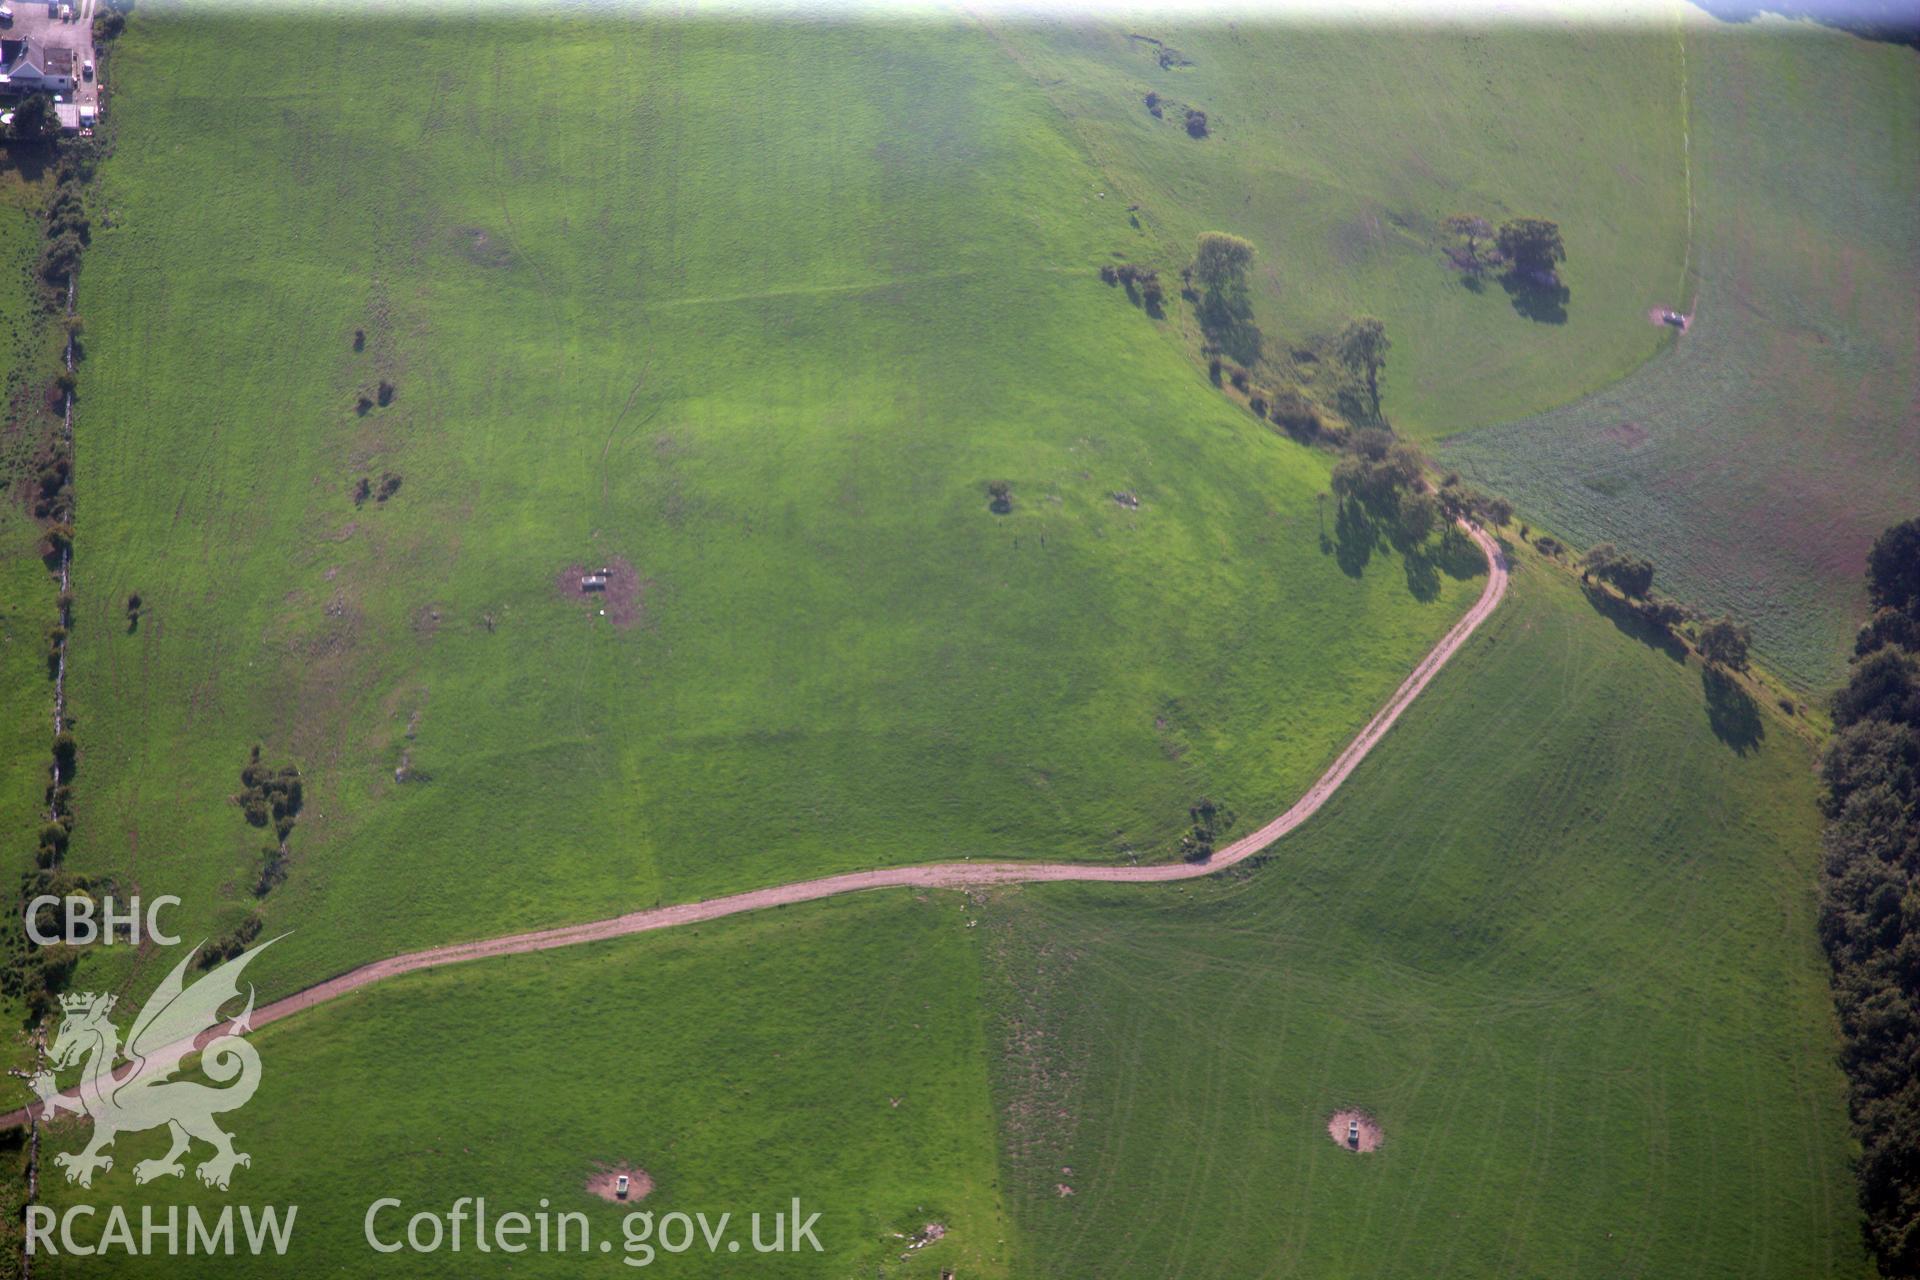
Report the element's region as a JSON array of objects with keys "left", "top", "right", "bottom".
[{"left": 5, "top": 524, "right": 1507, "bottom": 1127}]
